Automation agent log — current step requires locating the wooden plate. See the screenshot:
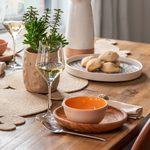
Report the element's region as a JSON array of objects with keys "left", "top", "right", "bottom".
[
  {"left": 53, "top": 106, "right": 127, "bottom": 133},
  {"left": 0, "top": 47, "right": 14, "bottom": 62}
]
